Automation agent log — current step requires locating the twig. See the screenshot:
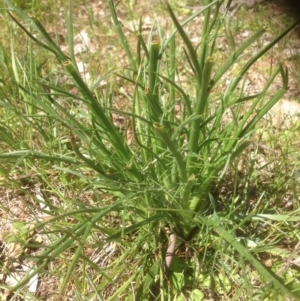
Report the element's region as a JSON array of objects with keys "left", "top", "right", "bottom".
[{"left": 164, "top": 232, "right": 177, "bottom": 272}]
